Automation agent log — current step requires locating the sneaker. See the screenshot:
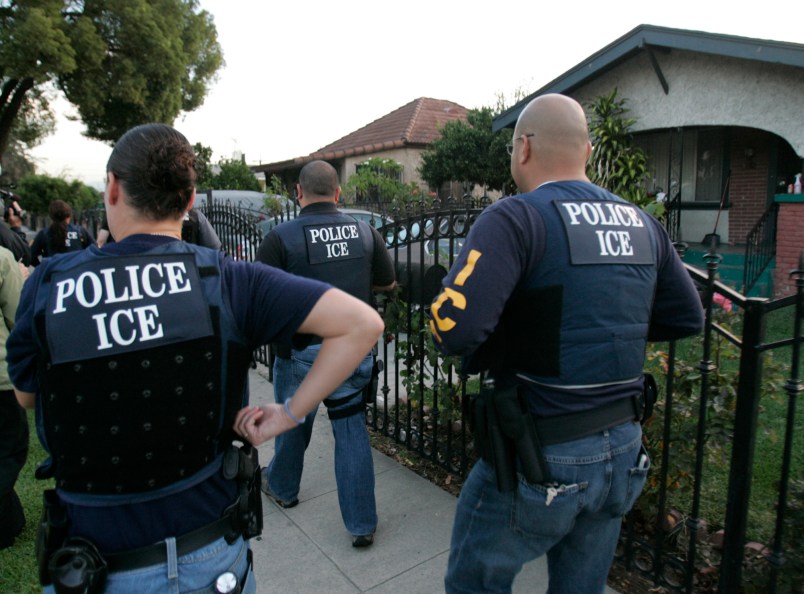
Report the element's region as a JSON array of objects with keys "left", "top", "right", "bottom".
[
  {"left": 352, "top": 533, "right": 374, "bottom": 548},
  {"left": 260, "top": 474, "right": 299, "bottom": 509}
]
